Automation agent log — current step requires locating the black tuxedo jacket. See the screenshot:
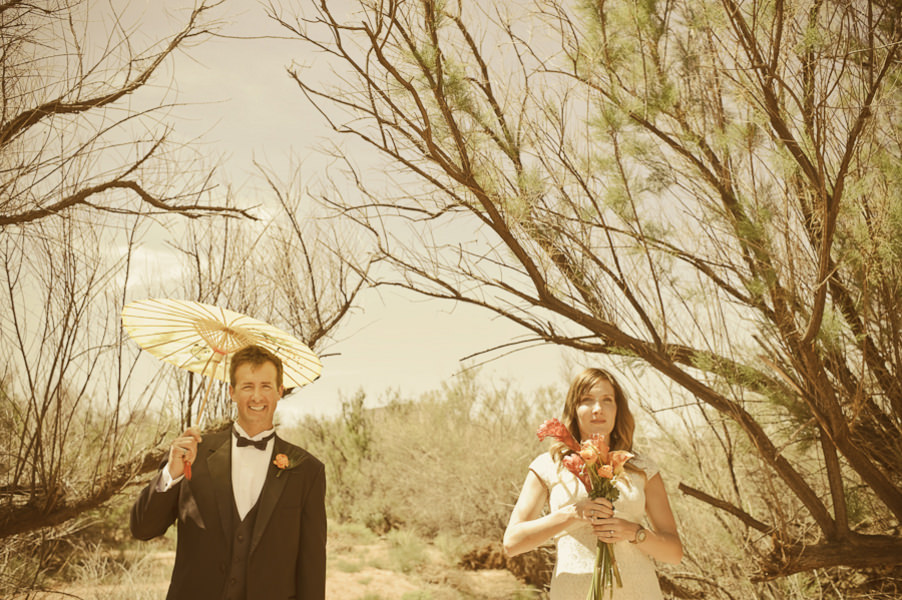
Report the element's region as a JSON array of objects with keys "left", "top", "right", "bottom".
[{"left": 130, "top": 429, "right": 326, "bottom": 600}]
